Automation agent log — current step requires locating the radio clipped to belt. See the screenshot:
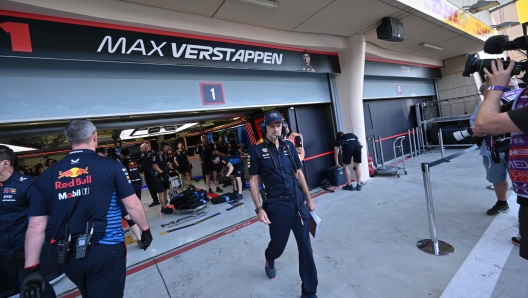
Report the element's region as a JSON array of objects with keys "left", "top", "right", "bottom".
[
  {"left": 76, "top": 222, "right": 94, "bottom": 259},
  {"left": 57, "top": 223, "right": 71, "bottom": 264},
  {"left": 56, "top": 222, "right": 94, "bottom": 264}
]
